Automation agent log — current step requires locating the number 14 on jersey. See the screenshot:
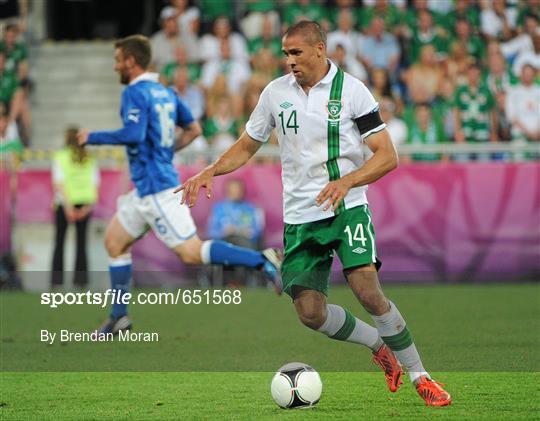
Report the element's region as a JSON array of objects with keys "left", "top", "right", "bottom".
[{"left": 278, "top": 109, "right": 299, "bottom": 135}]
